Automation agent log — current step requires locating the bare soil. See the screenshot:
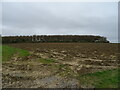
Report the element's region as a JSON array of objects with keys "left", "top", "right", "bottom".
[{"left": 2, "top": 43, "right": 119, "bottom": 88}]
